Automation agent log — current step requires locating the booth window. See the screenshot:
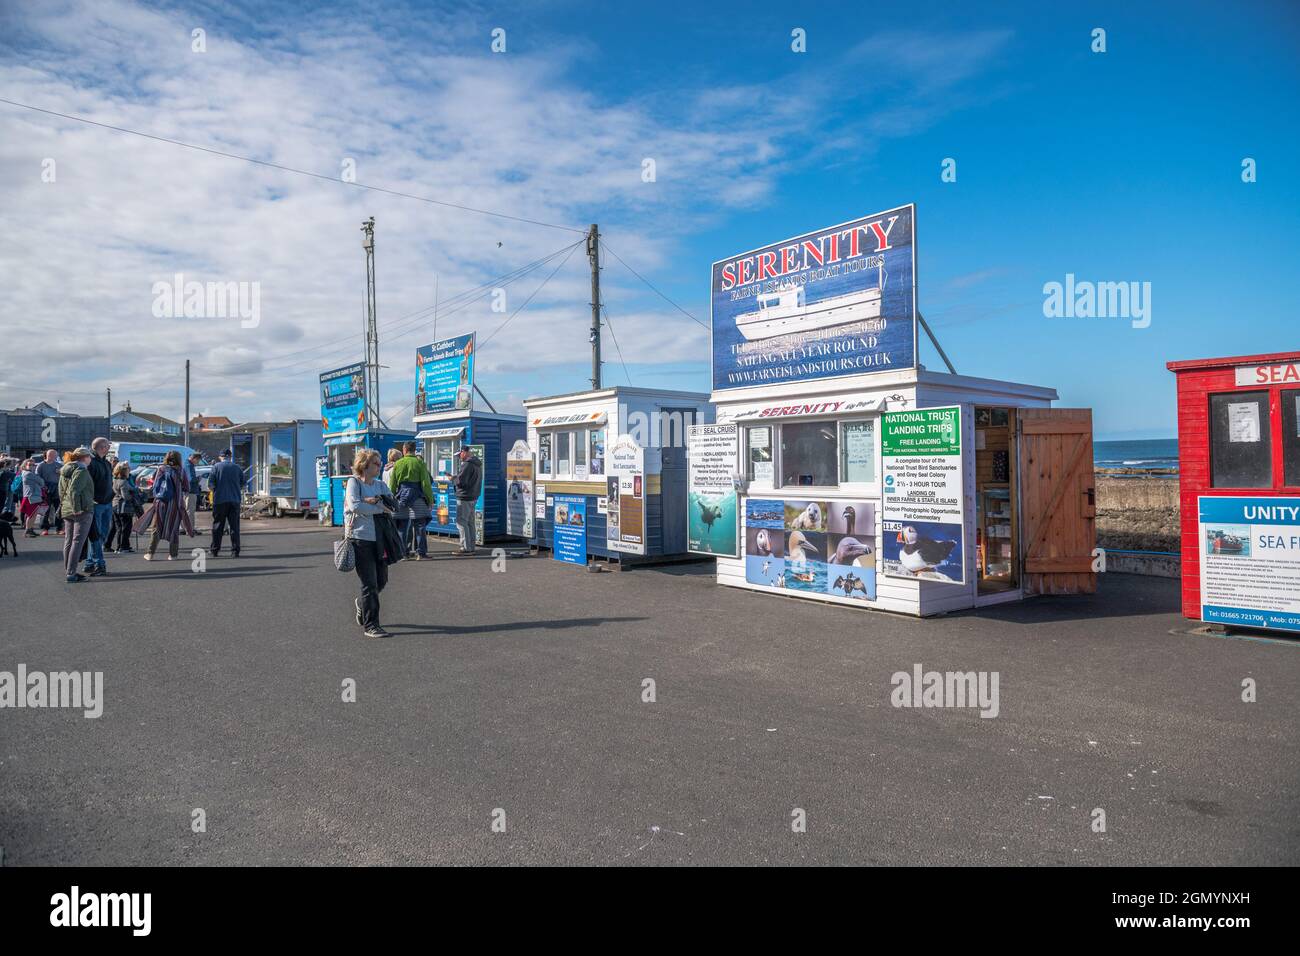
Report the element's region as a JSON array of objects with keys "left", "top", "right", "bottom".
[
  {"left": 1283, "top": 388, "right": 1300, "bottom": 487},
  {"left": 839, "top": 420, "right": 875, "bottom": 484},
  {"left": 538, "top": 433, "right": 552, "bottom": 476},
  {"left": 1209, "top": 391, "right": 1272, "bottom": 488},
  {"left": 556, "top": 431, "right": 571, "bottom": 476},
  {"left": 781, "top": 420, "right": 837, "bottom": 487},
  {"left": 575, "top": 429, "right": 588, "bottom": 474},
  {"left": 744, "top": 425, "right": 773, "bottom": 484}
]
